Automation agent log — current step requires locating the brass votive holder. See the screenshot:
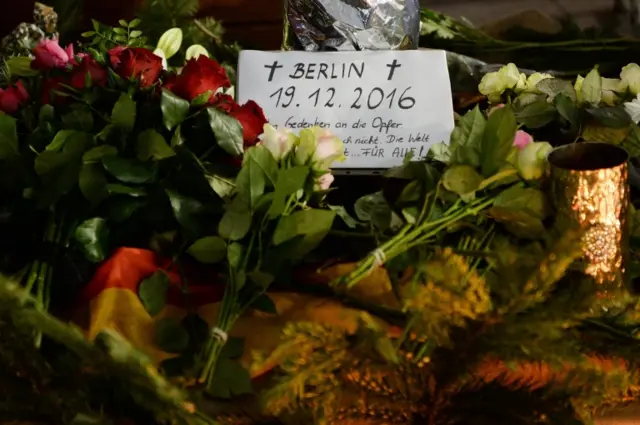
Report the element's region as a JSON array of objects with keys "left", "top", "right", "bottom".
[{"left": 548, "top": 142, "right": 630, "bottom": 291}]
